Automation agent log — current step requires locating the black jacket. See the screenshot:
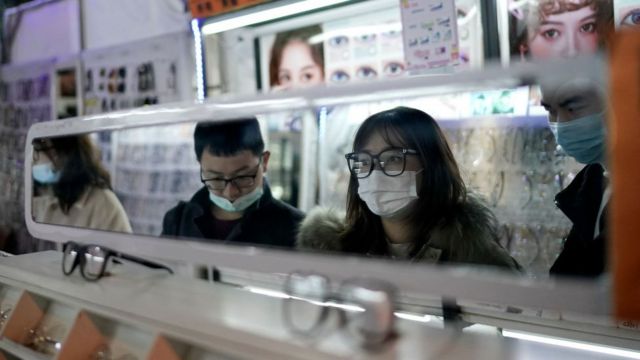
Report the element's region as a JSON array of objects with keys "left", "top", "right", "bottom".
[
  {"left": 161, "top": 183, "right": 304, "bottom": 248},
  {"left": 550, "top": 163, "right": 608, "bottom": 277}
]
